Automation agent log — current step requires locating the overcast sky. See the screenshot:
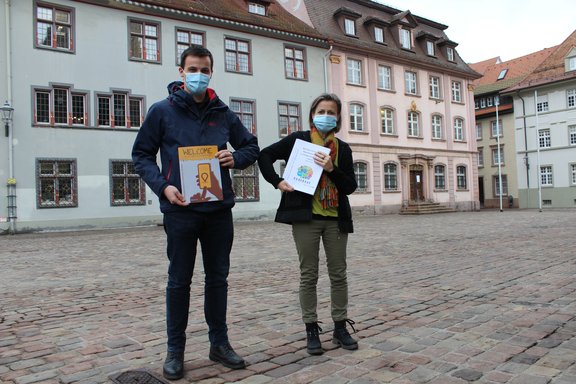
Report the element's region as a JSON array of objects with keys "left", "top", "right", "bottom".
[{"left": 374, "top": 0, "right": 575, "bottom": 64}]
